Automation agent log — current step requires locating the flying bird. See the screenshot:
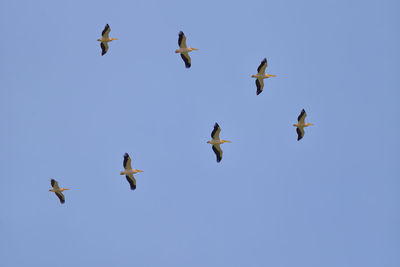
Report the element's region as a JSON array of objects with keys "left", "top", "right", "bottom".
[
  {"left": 49, "top": 179, "right": 69, "bottom": 204},
  {"left": 120, "top": 153, "right": 143, "bottom": 190},
  {"left": 175, "top": 31, "right": 198, "bottom": 68},
  {"left": 207, "top": 123, "right": 231, "bottom": 162},
  {"left": 97, "top": 24, "right": 118, "bottom": 56},
  {"left": 293, "top": 109, "right": 313, "bottom": 141},
  {"left": 251, "top": 58, "right": 276, "bottom": 95}
]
